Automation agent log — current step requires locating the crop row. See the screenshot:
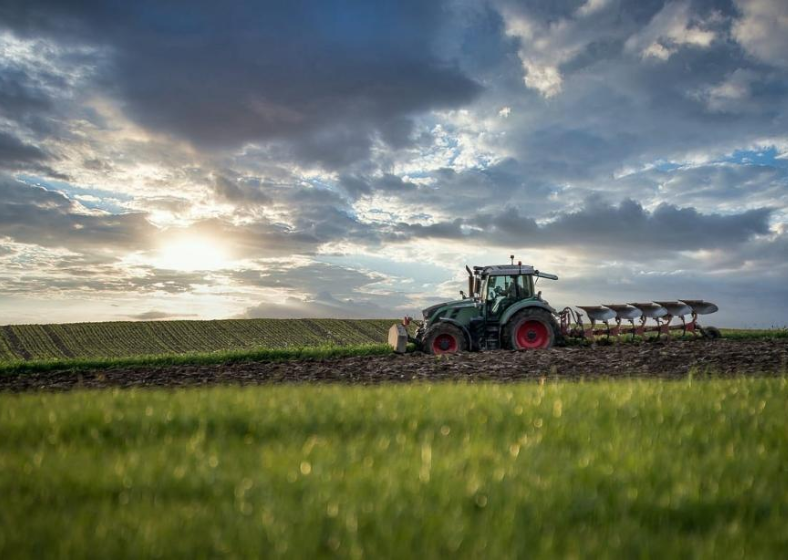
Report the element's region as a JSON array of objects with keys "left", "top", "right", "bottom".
[{"left": 0, "top": 319, "right": 398, "bottom": 363}]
